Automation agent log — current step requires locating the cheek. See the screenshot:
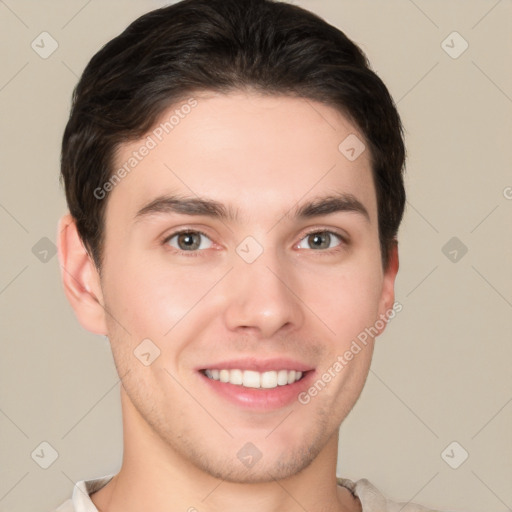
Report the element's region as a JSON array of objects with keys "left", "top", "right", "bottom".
[
  {"left": 102, "top": 252, "right": 223, "bottom": 337},
  {"left": 299, "top": 260, "right": 383, "bottom": 345}
]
